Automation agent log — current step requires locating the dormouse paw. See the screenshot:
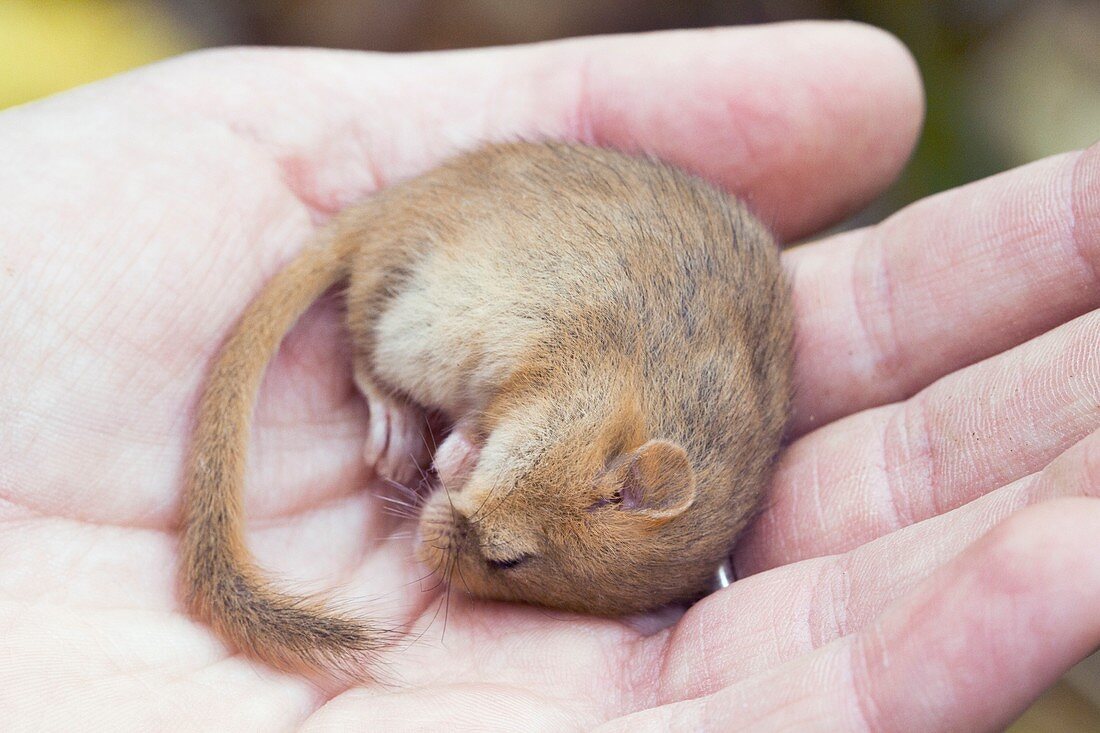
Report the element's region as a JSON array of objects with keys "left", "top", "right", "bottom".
[
  {"left": 433, "top": 426, "right": 481, "bottom": 489},
  {"left": 362, "top": 390, "right": 431, "bottom": 486}
]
